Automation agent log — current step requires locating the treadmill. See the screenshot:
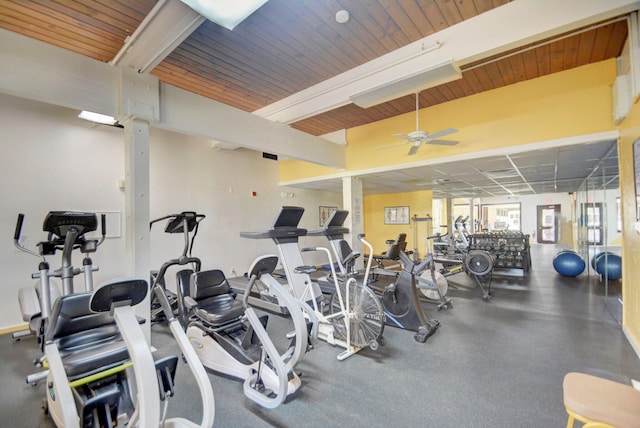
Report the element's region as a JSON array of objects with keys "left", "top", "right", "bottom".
[{"left": 232, "top": 206, "right": 323, "bottom": 314}]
